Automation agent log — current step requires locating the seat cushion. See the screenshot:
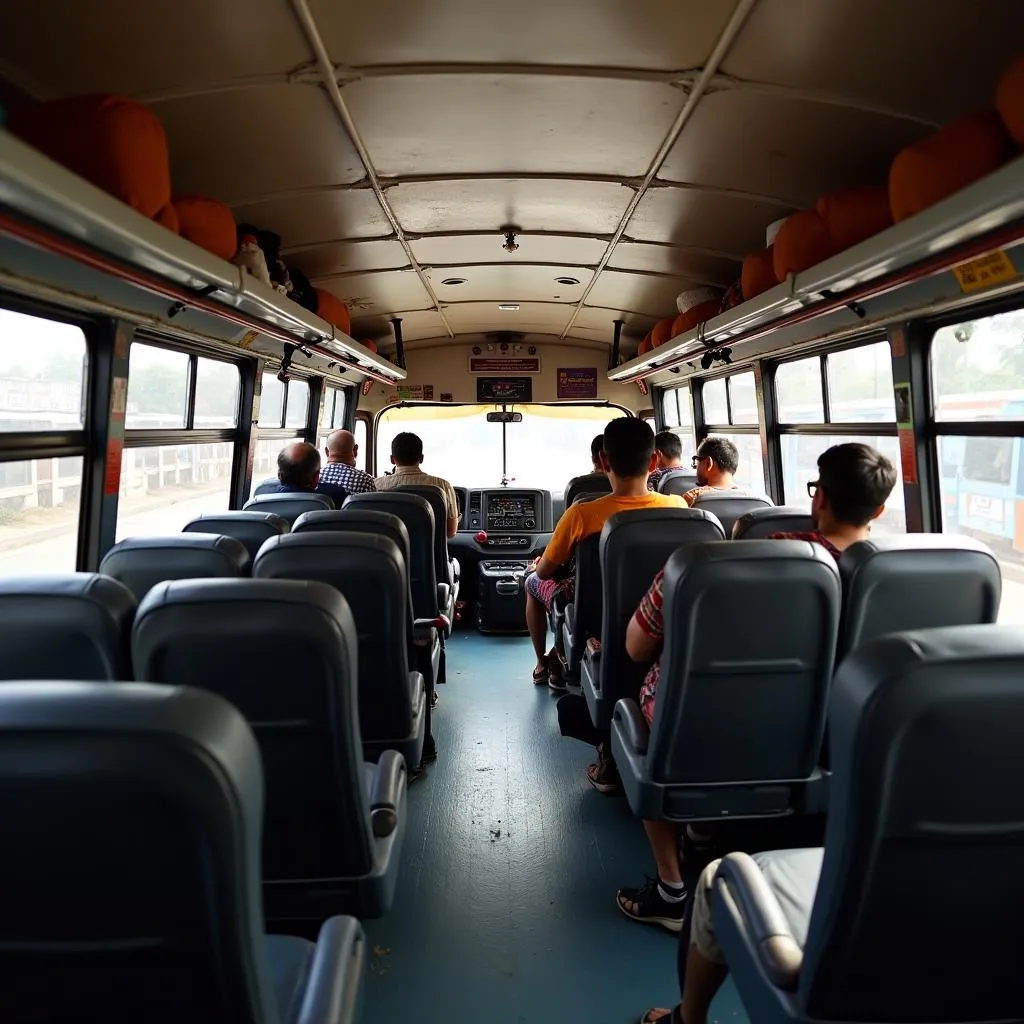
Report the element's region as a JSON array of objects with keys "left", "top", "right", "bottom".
[
  {"left": 750, "top": 847, "right": 823, "bottom": 950},
  {"left": 266, "top": 934, "right": 315, "bottom": 1024}
]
